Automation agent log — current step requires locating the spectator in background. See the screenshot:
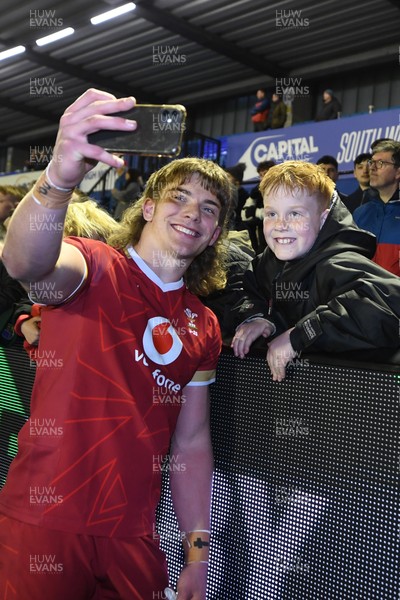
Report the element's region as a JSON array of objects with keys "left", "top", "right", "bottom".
[
  {"left": 250, "top": 89, "right": 270, "bottom": 132},
  {"left": 0, "top": 259, "right": 28, "bottom": 347},
  {"left": 345, "top": 153, "right": 373, "bottom": 213},
  {"left": 268, "top": 94, "right": 287, "bottom": 129},
  {"left": 316, "top": 155, "right": 348, "bottom": 203},
  {"left": 226, "top": 163, "right": 248, "bottom": 231},
  {"left": 64, "top": 199, "right": 120, "bottom": 241},
  {"left": 0, "top": 187, "right": 22, "bottom": 242},
  {"left": 315, "top": 89, "right": 342, "bottom": 122},
  {"left": 370, "top": 138, "right": 393, "bottom": 152},
  {"left": 23, "top": 148, "right": 50, "bottom": 171},
  {"left": 353, "top": 140, "right": 400, "bottom": 275},
  {"left": 112, "top": 167, "right": 143, "bottom": 220},
  {"left": 200, "top": 236, "right": 254, "bottom": 343},
  {"left": 241, "top": 160, "right": 276, "bottom": 253}
]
